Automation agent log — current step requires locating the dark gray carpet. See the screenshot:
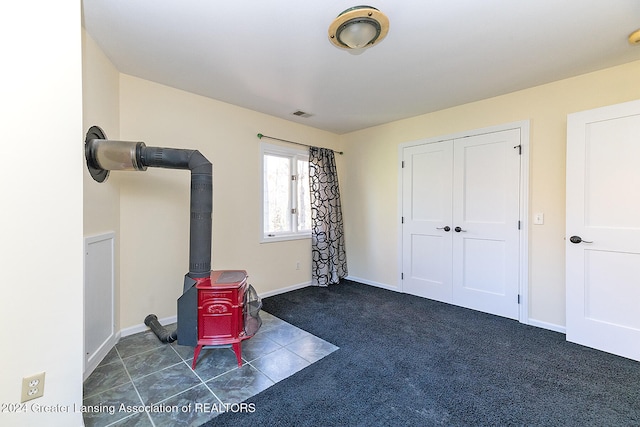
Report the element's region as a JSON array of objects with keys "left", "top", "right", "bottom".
[{"left": 203, "top": 280, "right": 640, "bottom": 426}]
